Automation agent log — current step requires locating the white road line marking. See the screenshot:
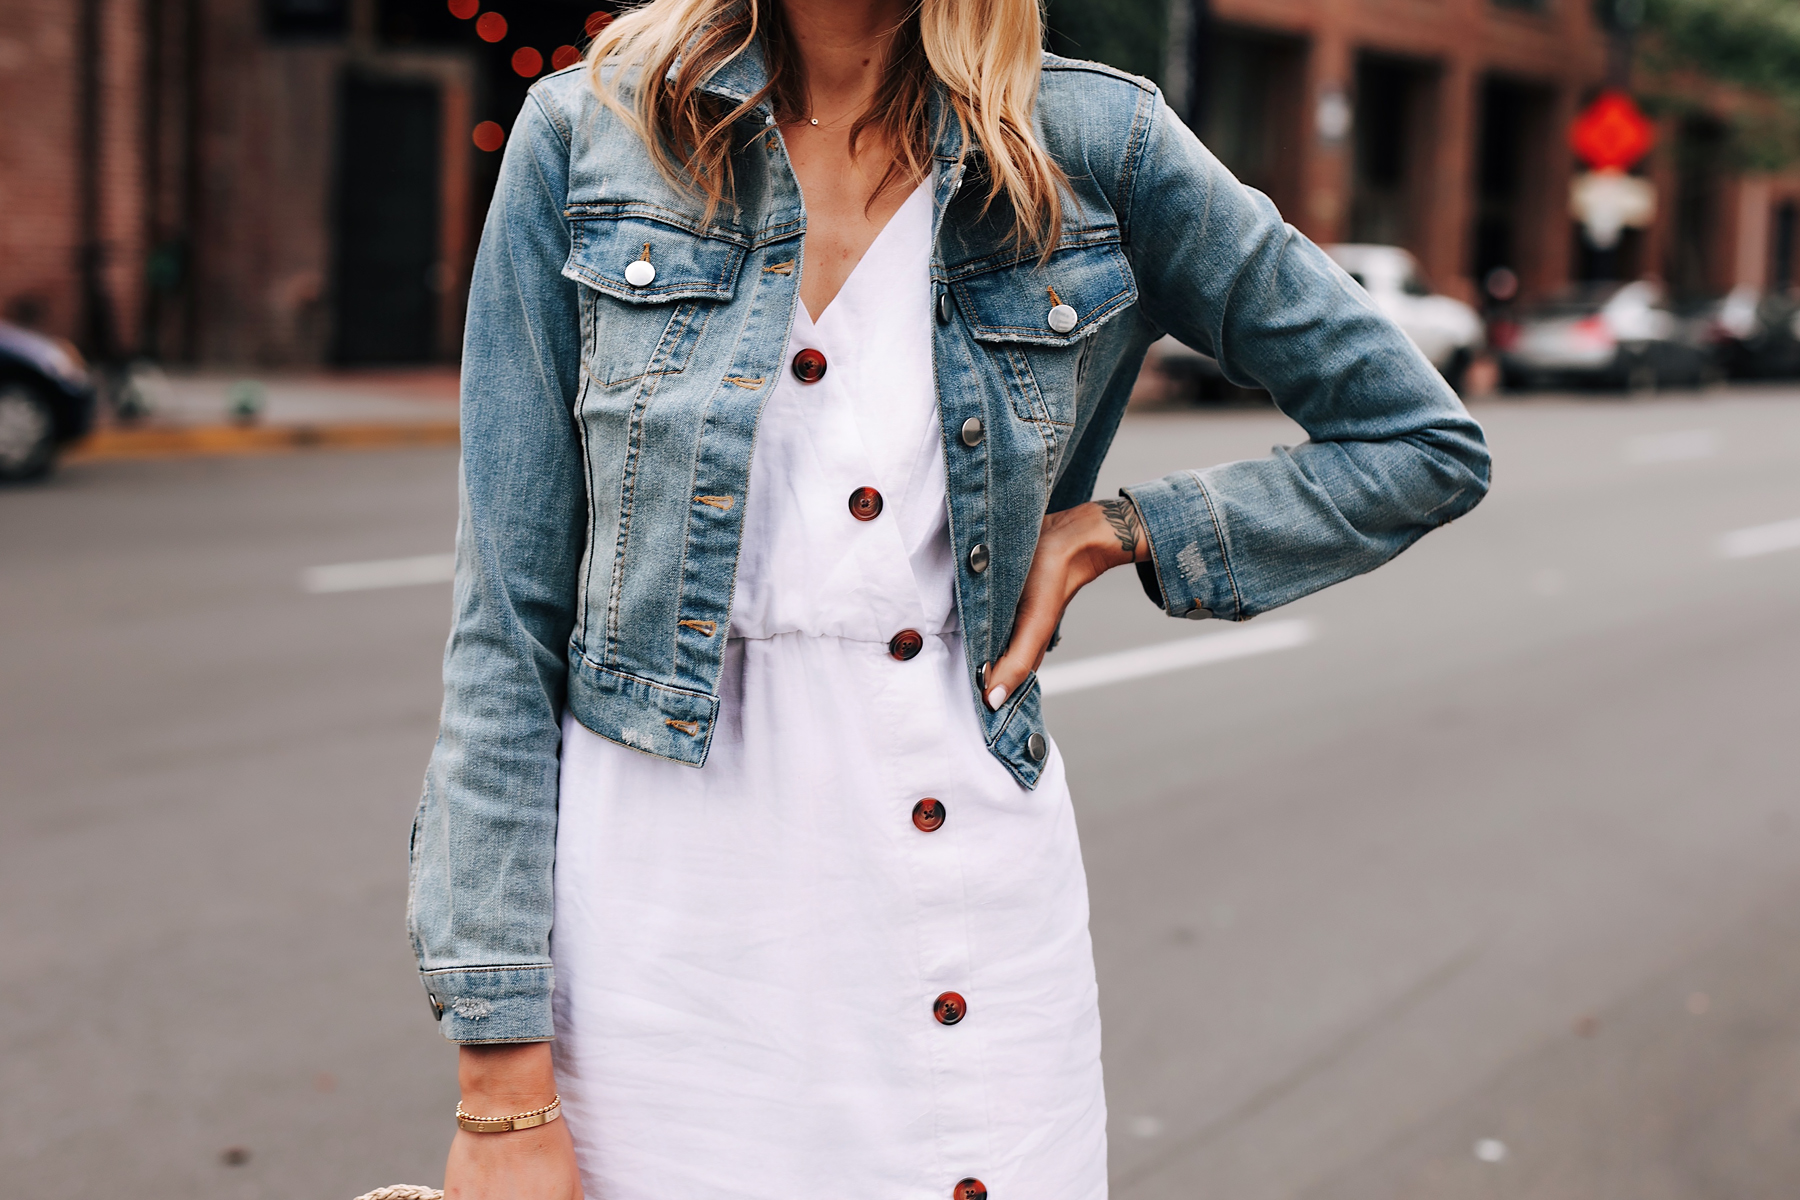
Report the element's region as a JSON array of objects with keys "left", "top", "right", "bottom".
[
  {"left": 1624, "top": 428, "right": 1720, "bottom": 464},
  {"left": 1473, "top": 1138, "right": 1508, "bottom": 1164},
  {"left": 1718, "top": 517, "right": 1800, "bottom": 559},
  {"left": 1038, "top": 619, "right": 1314, "bottom": 697},
  {"left": 302, "top": 553, "right": 455, "bottom": 593}
]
